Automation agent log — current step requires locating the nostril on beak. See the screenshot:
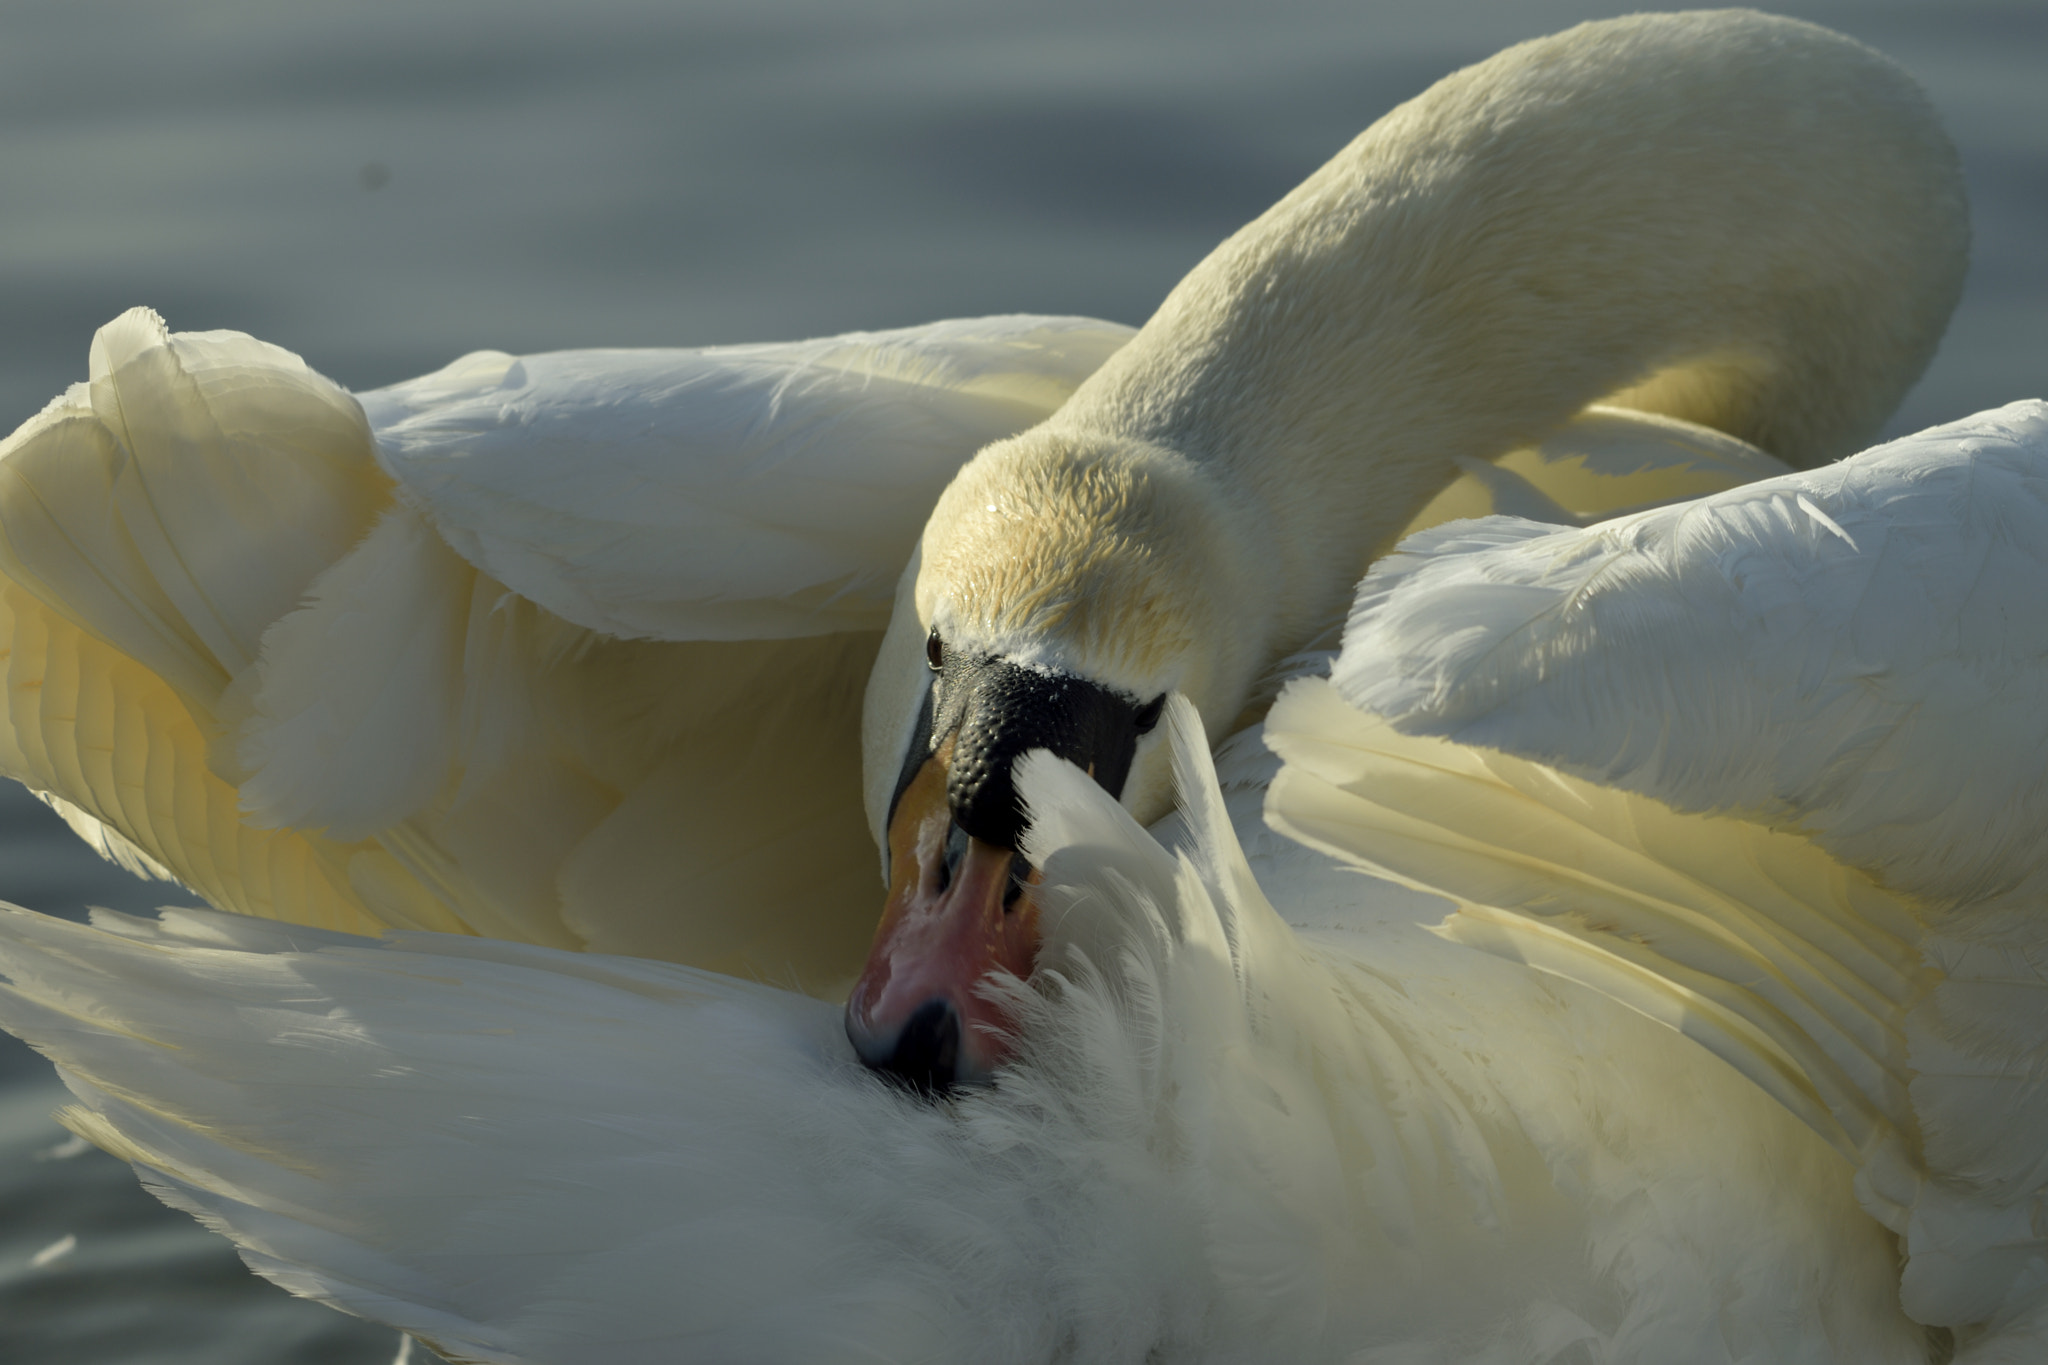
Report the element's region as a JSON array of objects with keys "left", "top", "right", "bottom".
[
  {"left": 935, "top": 822, "right": 968, "bottom": 895},
  {"left": 864, "top": 998, "right": 962, "bottom": 1095}
]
